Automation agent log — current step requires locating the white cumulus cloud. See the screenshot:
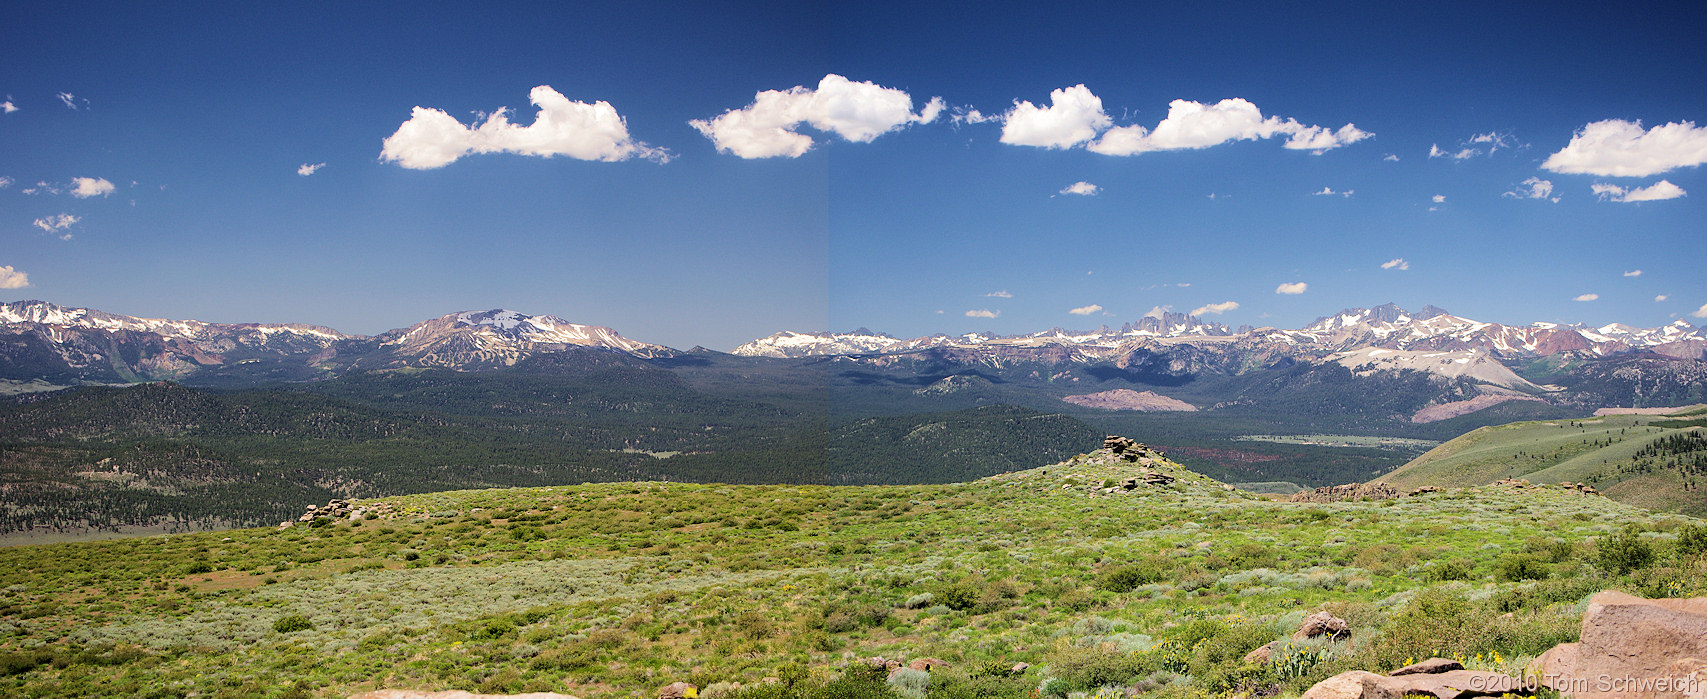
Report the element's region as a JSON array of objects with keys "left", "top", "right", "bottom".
[
  {"left": 1692, "top": 303, "right": 1707, "bottom": 319},
  {"left": 1088, "top": 97, "right": 1370, "bottom": 155},
  {"left": 1542, "top": 119, "right": 1707, "bottom": 177},
  {"left": 690, "top": 74, "right": 943, "bottom": 159},
  {"left": 56, "top": 92, "right": 81, "bottom": 109},
  {"left": 0, "top": 265, "right": 29, "bottom": 289},
  {"left": 70, "top": 177, "right": 114, "bottom": 198},
  {"left": 965, "top": 309, "right": 999, "bottom": 319},
  {"left": 1068, "top": 304, "right": 1103, "bottom": 316},
  {"left": 0, "top": 176, "right": 12, "bottom": 189},
  {"left": 1503, "top": 177, "right": 1558, "bottom": 202},
  {"left": 1624, "top": 270, "right": 1643, "bottom": 277},
  {"left": 1191, "top": 301, "right": 1239, "bottom": 316},
  {"left": 986, "top": 290, "right": 1013, "bottom": 298},
  {"left": 1381, "top": 258, "right": 1410, "bottom": 270},
  {"left": 1592, "top": 180, "right": 1686, "bottom": 203},
  {"left": 381, "top": 85, "right": 668, "bottom": 169},
  {"left": 1656, "top": 295, "right": 1668, "bottom": 302},
  {"left": 1, "top": 100, "right": 16, "bottom": 114},
  {"left": 999, "top": 84, "right": 1111, "bottom": 149},
  {"left": 1432, "top": 194, "right": 1446, "bottom": 203},
  {"left": 1059, "top": 181, "right": 1100, "bottom": 196},
  {"left": 33, "top": 213, "right": 78, "bottom": 233},
  {"left": 297, "top": 162, "right": 325, "bottom": 176},
  {"left": 1311, "top": 186, "right": 1352, "bottom": 197},
  {"left": 1574, "top": 293, "right": 1599, "bottom": 302},
  {"left": 1275, "top": 282, "right": 1308, "bottom": 295}
]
